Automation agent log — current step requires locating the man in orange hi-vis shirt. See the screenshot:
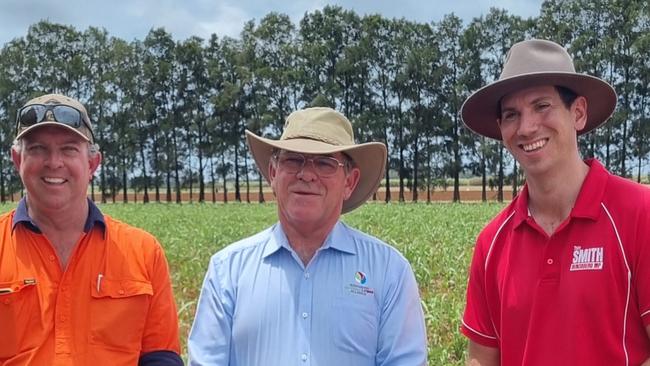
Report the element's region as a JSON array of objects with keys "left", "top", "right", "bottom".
[{"left": 0, "top": 94, "right": 182, "bottom": 365}]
